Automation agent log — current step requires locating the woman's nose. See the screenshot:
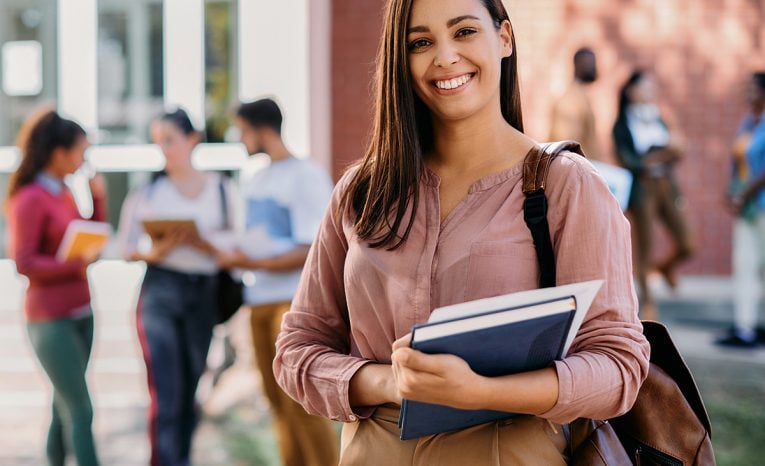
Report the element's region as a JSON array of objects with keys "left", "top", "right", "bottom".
[{"left": 433, "top": 43, "right": 460, "bottom": 68}]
